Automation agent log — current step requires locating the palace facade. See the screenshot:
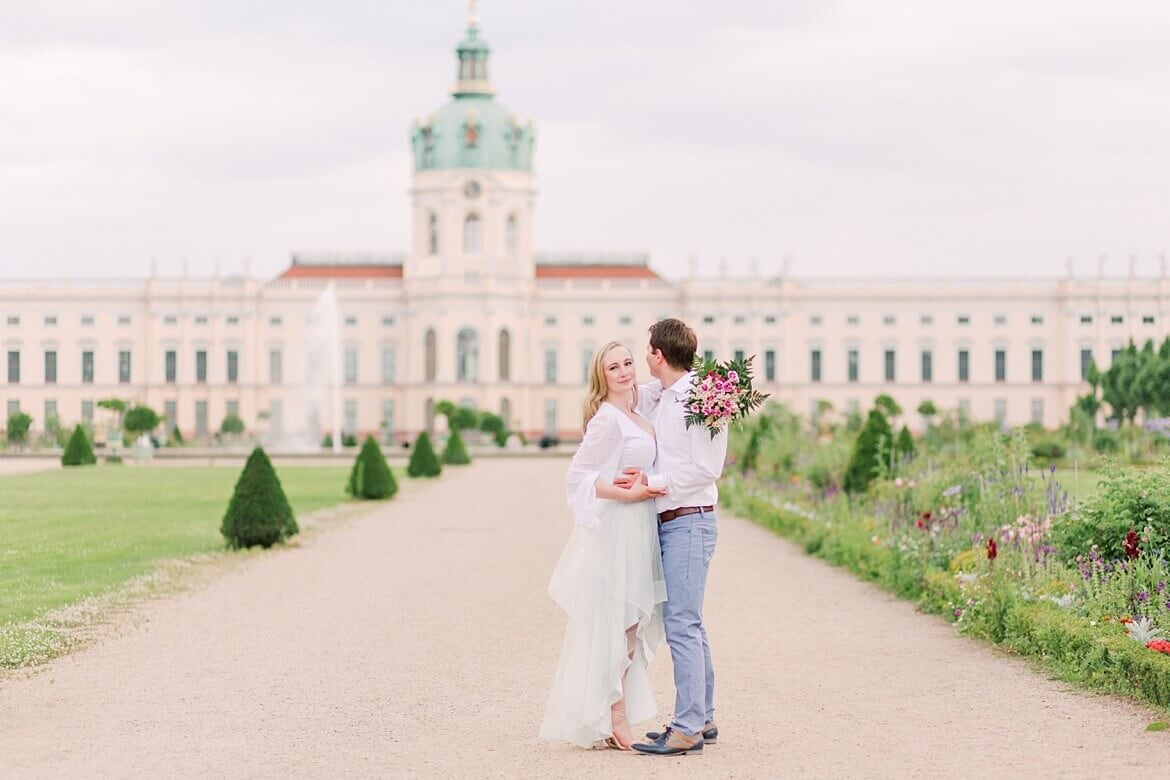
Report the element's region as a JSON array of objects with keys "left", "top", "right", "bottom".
[{"left": 3, "top": 13, "right": 1168, "bottom": 444}]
